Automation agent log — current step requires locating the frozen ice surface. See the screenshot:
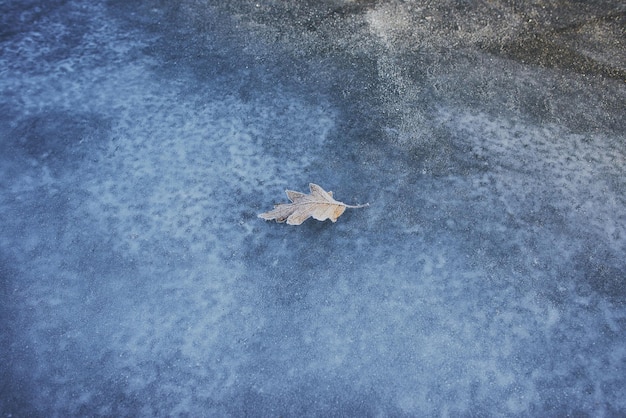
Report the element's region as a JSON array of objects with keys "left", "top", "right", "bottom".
[{"left": 1, "top": 0, "right": 624, "bottom": 416}]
